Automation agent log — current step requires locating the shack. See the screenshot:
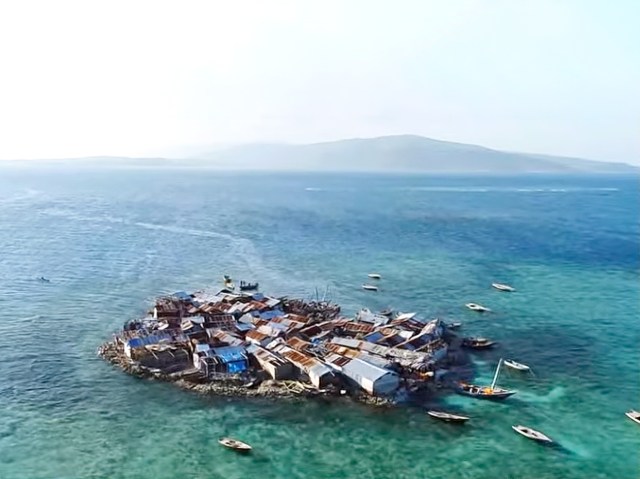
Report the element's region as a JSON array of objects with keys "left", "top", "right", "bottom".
[
  {"left": 339, "top": 357, "right": 400, "bottom": 396},
  {"left": 250, "top": 346, "right": 293, "bottom": 380}
]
